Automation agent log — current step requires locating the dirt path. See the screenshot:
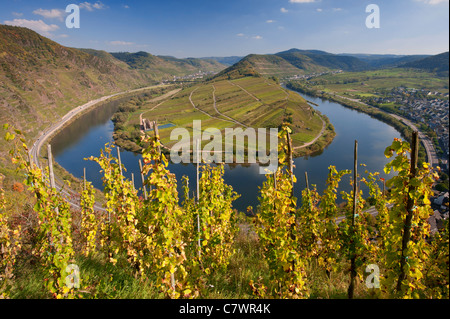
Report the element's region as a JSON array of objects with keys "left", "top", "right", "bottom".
[
  {"left": 211, "top": 84, "right": 248, "bottom": 127},
  {"left": 293, "top": 116, "right": 326, "bottom": 150},
  {"left": 139, "top": 88, "right": 182, "bottom": 125},
  {"left": 227, "top": 80, "right": 261, "bottom": 102},
  {"left": 188, "top": 87, "right": 239, "bottom": 126}
]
